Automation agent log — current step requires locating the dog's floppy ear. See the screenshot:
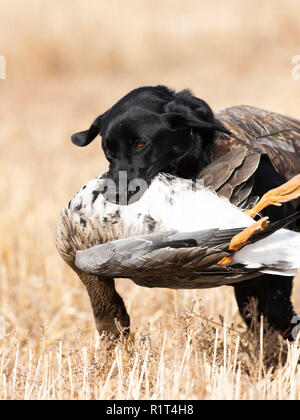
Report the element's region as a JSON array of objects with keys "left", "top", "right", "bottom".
[
  {"left": 163, "top": 110, "right": 231, "bottom": 135},
  {"left": 162, "top": 94, "right": 231, "bottom": 136},
  {"left": 71, "top": 115, "right": 102, "bottom": 147}
]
